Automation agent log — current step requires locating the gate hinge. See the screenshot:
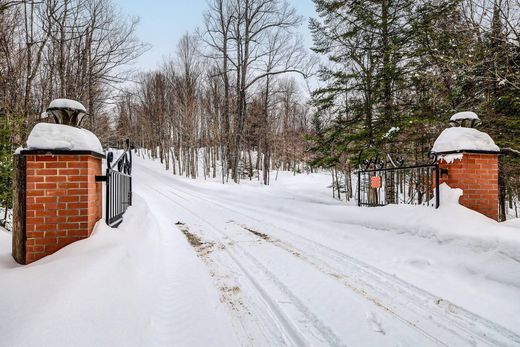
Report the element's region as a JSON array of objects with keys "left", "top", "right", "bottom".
[{"left": 95, "top": 175, "right": 107, "bottom": 182}]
